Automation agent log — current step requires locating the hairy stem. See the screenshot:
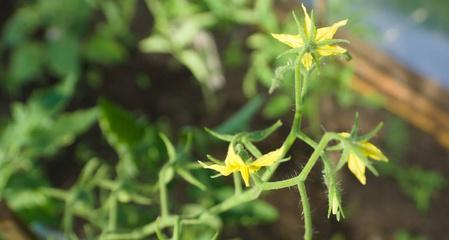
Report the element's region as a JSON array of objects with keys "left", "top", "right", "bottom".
[
  {"left": 263, "top": 53, "right": 306, "bottom": 181},
  {"left": 298, "top": 182, "right": 312, "bottom": 240}
]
